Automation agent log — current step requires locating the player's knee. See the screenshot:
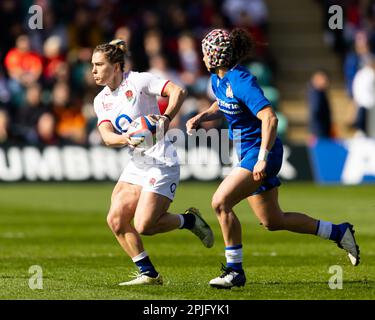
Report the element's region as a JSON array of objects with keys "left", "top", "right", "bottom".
[
  {"left": 134, "top": 220, "right": 155, "bottom": 235},
  {"left": 262, "top": 219, "right": 284, "bottom": 231},
  {"left": 107, "top": 212, "right": 123, "bottom": 234},
  {"left": 211, "top": 193, "right": 230, "bottom": 214}
]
